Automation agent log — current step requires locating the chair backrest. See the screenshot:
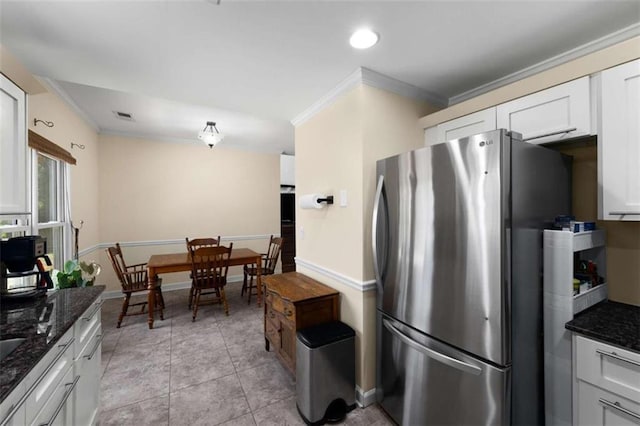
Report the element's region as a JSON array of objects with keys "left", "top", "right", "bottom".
[
  {"left": 106, "top": 243, "right": 147, "bottom": 292},
  {"left": 264, "top": 236, "right": 283, "bottom": 274},
  {"left": 190, "top": 244, "right": 233, "bottom": 289},
  {"left": 186, "top": 237, "right": 221, "bottom": 257}
]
